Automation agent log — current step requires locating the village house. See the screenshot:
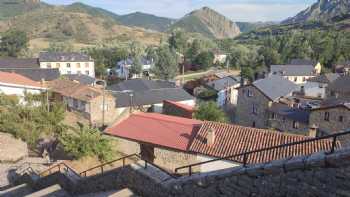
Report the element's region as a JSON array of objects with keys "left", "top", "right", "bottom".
[
  {"left": 111, "top": 57, "right": 153, "bottom": 79},
  {"left": 162, "top": 100, "right": 195, "bottom": 119},
  {"left": 108, "top": 79, "right": 195, "bottom": 113},
  {"left": 333, "top": 60, "right": 350, "bottom": 74},
  {"left": 205, "top": 75, "right": 241, "bottom": 107},
  {"left": 327, "top": 75, "right": 350, "bottom": 100},
  {"left": 105, "top": 112, "right": 334, "bottom": 173},
  {"left": 269, "top": 59, "right": 322, "bottom": 84},
  {"left": 0, "top": 71, "right": 47, "bottom": 102},
  {"left": 309, "top": 99, "right": 350, "bottom": 137},
  {"left": 39, "top": 52, "right": 95, "bottom": 77},
  {"left": 304, "top": 73, "right": 340, "bottom": 99},
  {"left": 236, "top": 75, "right": 299, "bottom": 128},
  {"left": 268, "top": 102, "right": 311, "bottom": 136},
  {"left": 48, "top": 79, "right": 118, "bottom": 126}
]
